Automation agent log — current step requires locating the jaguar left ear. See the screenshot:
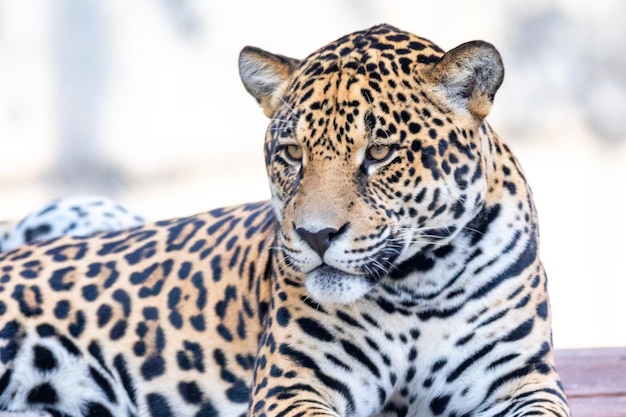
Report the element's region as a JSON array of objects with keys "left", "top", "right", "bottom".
[
  {"left": 423, "top": 41, "right": 504, "bottom": 120},
  {"left": 239, "top": 46, "right": 300, "bottom": 118}
]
